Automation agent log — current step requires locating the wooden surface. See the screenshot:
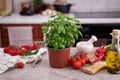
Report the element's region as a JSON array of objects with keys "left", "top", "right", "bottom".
[{"left": 81, "top": 61, "right": 106, "bottom": 75}]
